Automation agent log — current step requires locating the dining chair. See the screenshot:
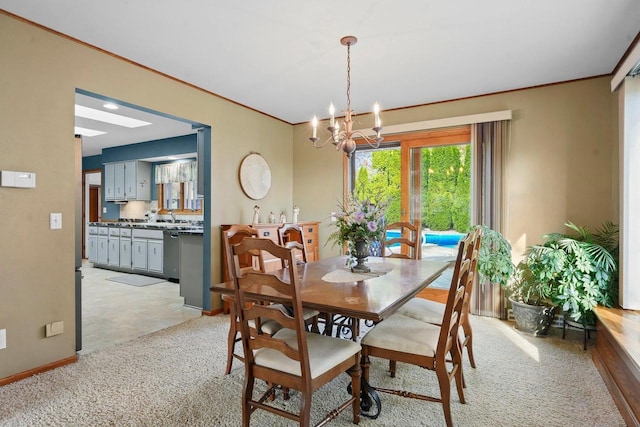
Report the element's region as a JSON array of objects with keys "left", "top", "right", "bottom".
[
  {"left": 381, "top": 221, "right": 422, "bottom": 260},
  {"left": 395, "top": 226, "right": 482, "bottom": 370},
  {"left": 221, "top": 225, "right": 282, "bottom": 375},
  {"left": 229, "top": 237, "right": 362, "bottom": 426},
  {"left": 277, "top": 223, "right": 322, "bottom": 334},
  {"left": 223, "top": 225, "right": 322, "bottom": 375},
  {"left": 360, "top": 241, "right": 474, "bottom": 427},
  {"left": 277, "top": 223, "right": 308, "bottom": 264}
]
